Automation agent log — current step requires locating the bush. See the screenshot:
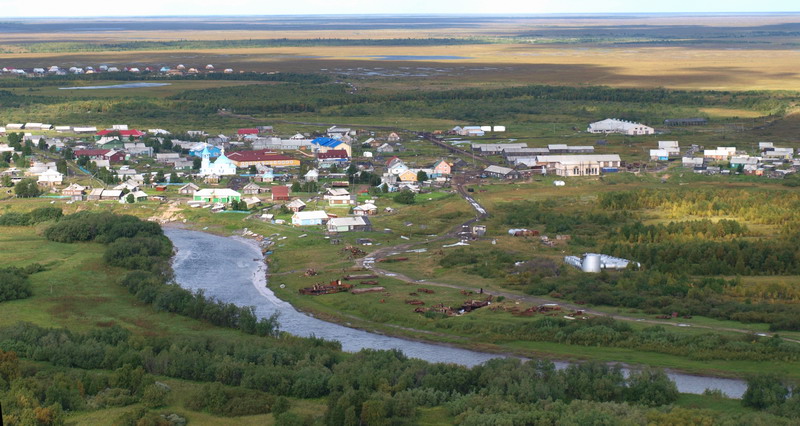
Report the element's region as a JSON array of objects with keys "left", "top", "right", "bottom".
[
  {"left": 141, "top": 383, "right": 170, "bottom": 408},
  {"left": 13, "top": 179, "right": 41, "bottom": 198},
  {"left": 393, "top": 189, "right": 416, "bottom": 204},
  {"left": 742, "top": 374, "right": 789, "bottom": 409}
]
